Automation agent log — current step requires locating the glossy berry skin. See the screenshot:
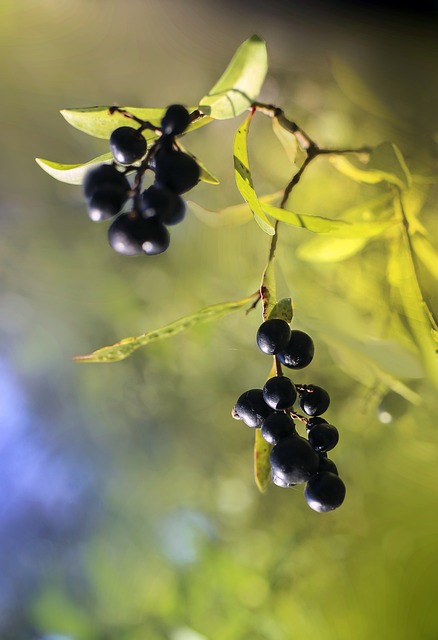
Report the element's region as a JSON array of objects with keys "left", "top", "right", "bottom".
[
  {"left": 261, "top": 412, "right": 295, "bottom": 446},
  {"left": 161, "top": 104, "right": 191, "bottom": 136},
  {"left": 299, "top": 385, "right": 330, "bottom": 416},
  {"left": 272, "top": 473, "right": 296, "bottom": 488},
  {"left": 109, "top": 127, "right": 147, "bottom": 165},
  {"left": 154, "top": 150, "right": 200, "bottom": 194},
  {"left": 108, "top": 213, "right": 170, "bottom": 257},
  {"left": 256, "top": 319, "right": 291, "bottom": 355},
  {"left": 263, "top": 376, "right": 297, "bottom": 411},
  {"left": 234, "top": 389, "right": 273, "bottom": 428},
  {"left": 306, "top": 416, "right": 328, "bottom": 432},
  {"left": 87, "top": 185, "right": 128, "bottom": 222},
  {"left": 304, "top": 472, "right": 346, "bottom": 512},
  {"left": 308, "top": 423, "right": 339, "bottom": 453},
  {"left": 277, "top": 330, "right": 315, "bottom": 370},
  {"left": 317, "top": 455, "right": 338, "bottom": 476},
  {"left": 83, "top": 164, "right": 130, "bottom": 200},
  {"left": 141, "top": 185, "right": 186, "bottom": 225},
  {"left": 270, "top": 435, "right": 319, "bottom": 485}
]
